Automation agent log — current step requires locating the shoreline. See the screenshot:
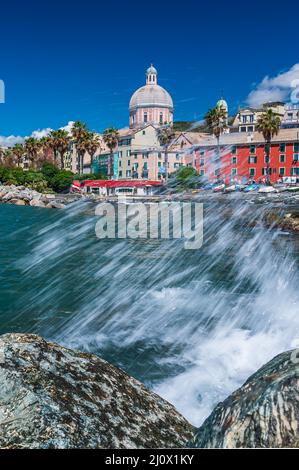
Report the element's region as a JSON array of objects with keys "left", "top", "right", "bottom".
[{"left": 1, "top": 183, "right": 298, "bottom": 233}]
